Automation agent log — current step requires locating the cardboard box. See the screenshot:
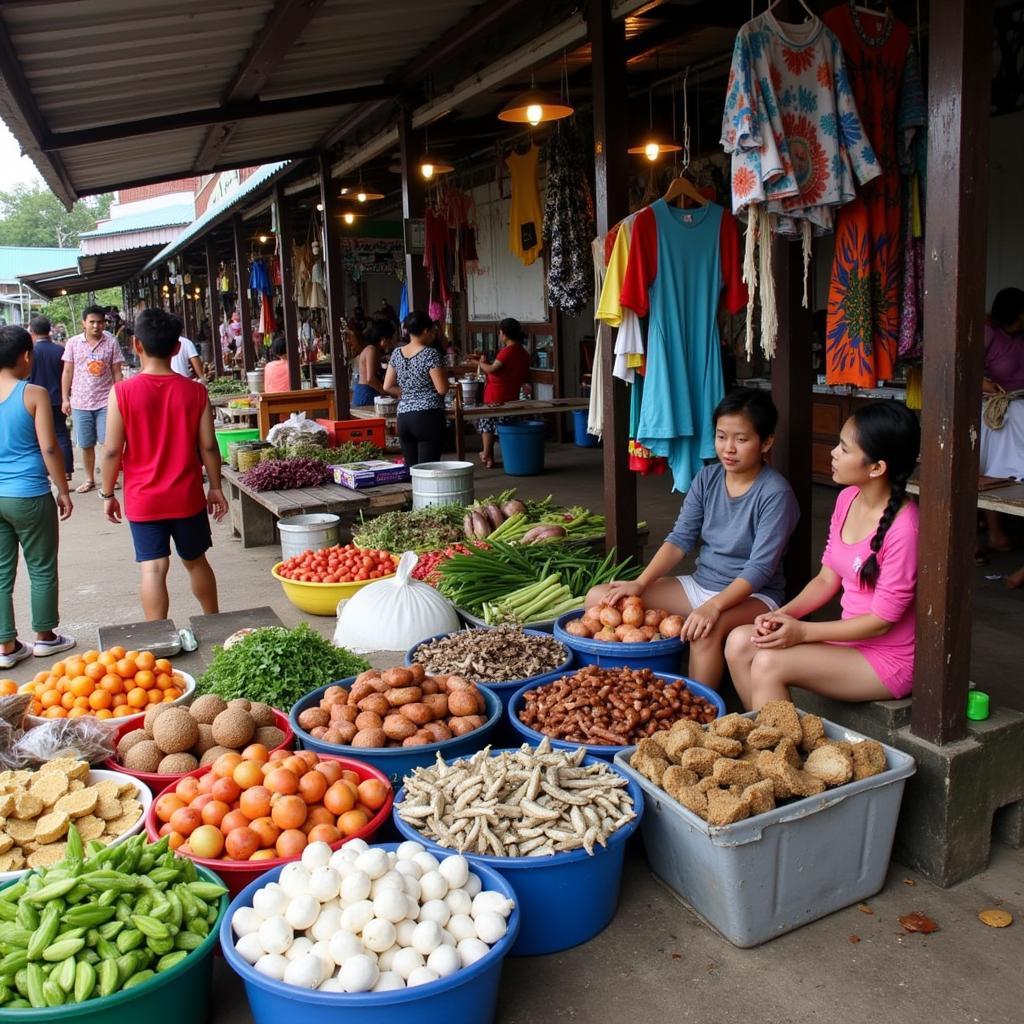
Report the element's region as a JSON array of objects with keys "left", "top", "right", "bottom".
[{"left": 332, "top": 459, "right": 409, "bottom": 489}]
